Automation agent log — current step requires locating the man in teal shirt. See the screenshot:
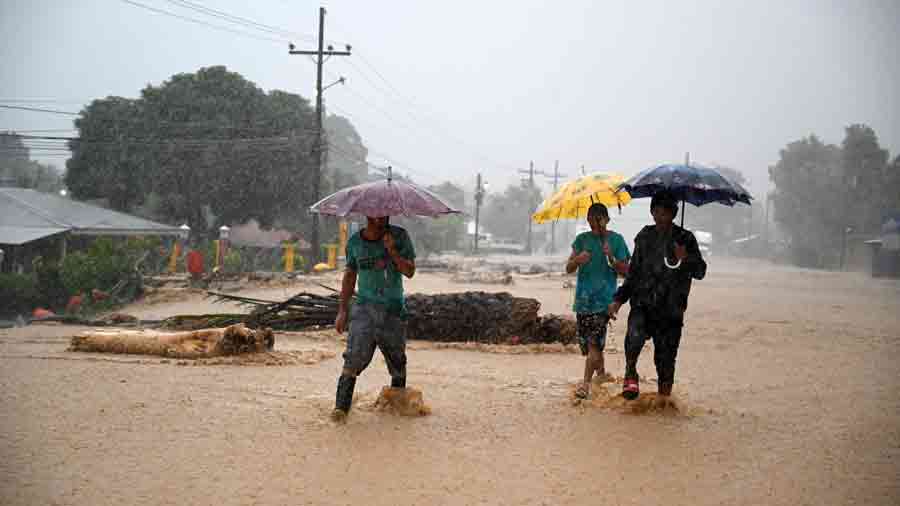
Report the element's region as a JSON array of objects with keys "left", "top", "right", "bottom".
[
  {"left": 565, "top": 203, "right": 630, "bottom": 399},
  {"left": 332, "top": 216, "right": 416, "bottom": 422}
]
